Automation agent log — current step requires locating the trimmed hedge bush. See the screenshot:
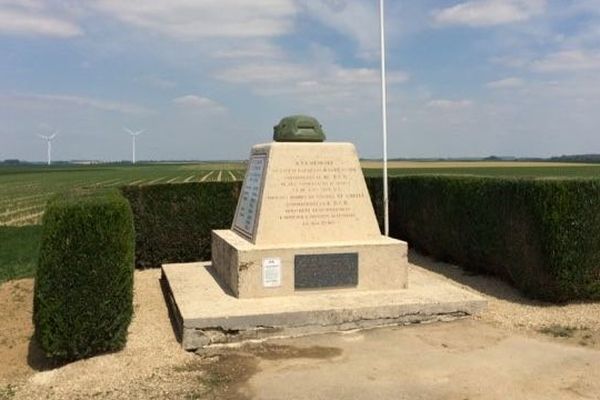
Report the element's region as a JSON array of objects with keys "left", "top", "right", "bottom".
[
  {"left": 34, "top": 189, "right": 134, "bottom": 361},
  {"left": 121, "top": 182, "right": 240, "bottom": 267},
  {"left": 390, "top": 176, "right": 600, "bottom": 301}
]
